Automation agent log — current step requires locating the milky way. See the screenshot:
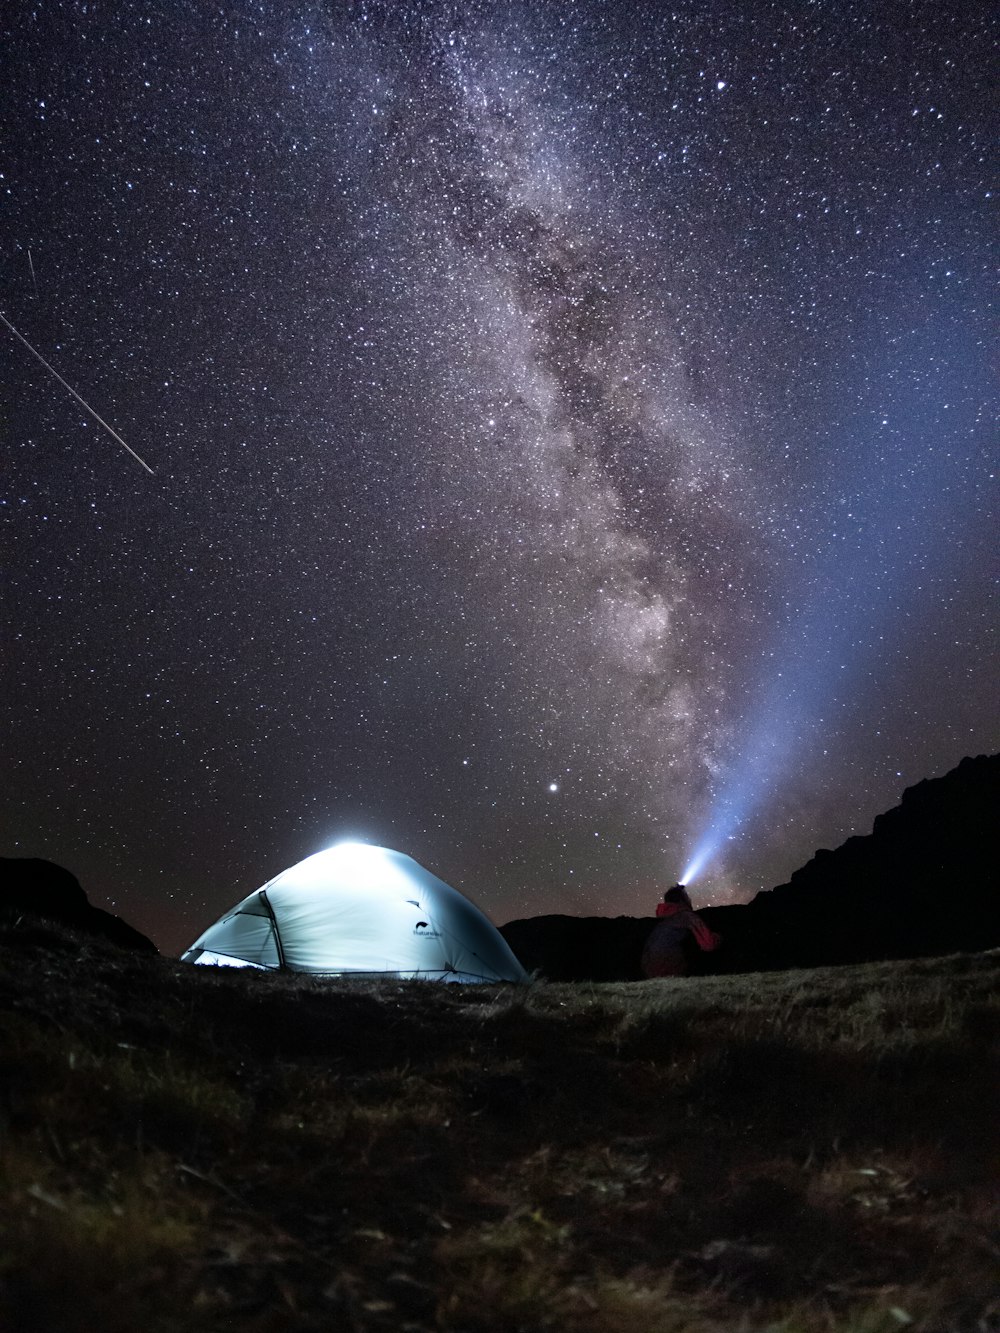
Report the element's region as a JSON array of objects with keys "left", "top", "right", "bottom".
[{"left": 2, "top": 2, "right": 995, "bottom": 954}]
